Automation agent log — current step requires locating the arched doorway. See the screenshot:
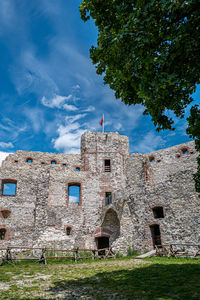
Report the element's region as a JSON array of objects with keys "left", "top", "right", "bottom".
[
  {"left": 102, "top": 209, "right": 120, "bottom": 245},
  {"left": 96, "top": 236, "right": 109, "bottom": 250}
]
